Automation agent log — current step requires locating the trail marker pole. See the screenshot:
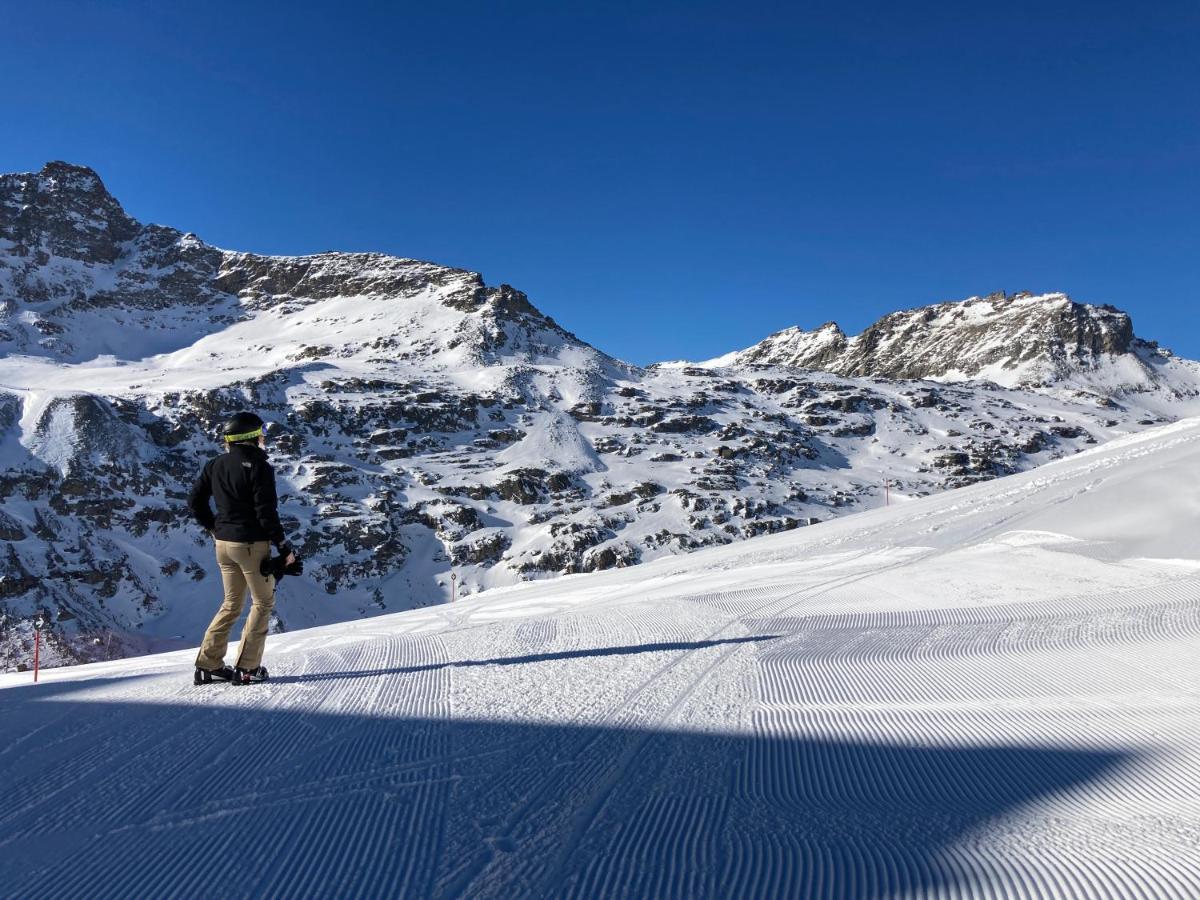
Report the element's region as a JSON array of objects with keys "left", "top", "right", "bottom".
[
  {"left": 450, "top": 572, "right": 457, "bottom": 604},
  {"left": 884, "top": 479, "right": 891, "bottom": 507},
  {"left": 32, "top": 612, "right": 47, "bottom": 683}
]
